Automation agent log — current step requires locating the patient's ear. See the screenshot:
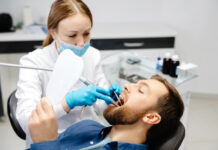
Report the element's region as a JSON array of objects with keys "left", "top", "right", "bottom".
[{"left": 142, "top": 112, "right": 161, "bottom": 125}]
